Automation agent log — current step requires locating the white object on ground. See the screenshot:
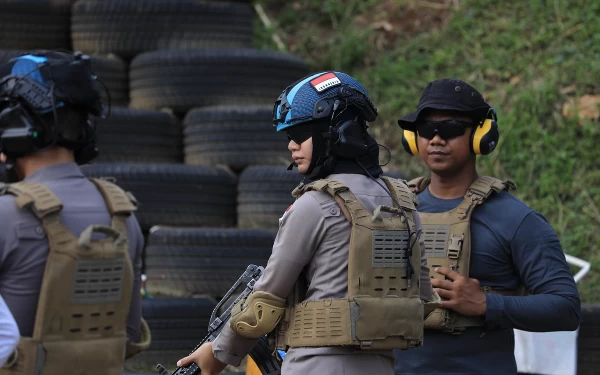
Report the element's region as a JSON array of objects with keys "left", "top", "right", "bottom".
[{"left": 514, "top": 254, "right": 590, "bottom": 375}]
